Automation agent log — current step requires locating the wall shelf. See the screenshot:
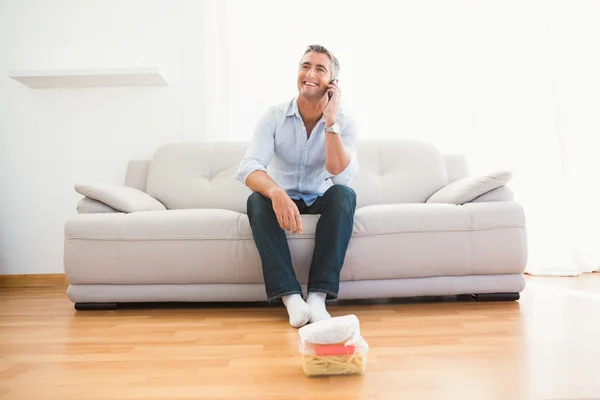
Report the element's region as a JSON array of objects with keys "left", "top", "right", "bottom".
[{"left": 8, "top": 67, "right": 168, "bottom": 88}]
